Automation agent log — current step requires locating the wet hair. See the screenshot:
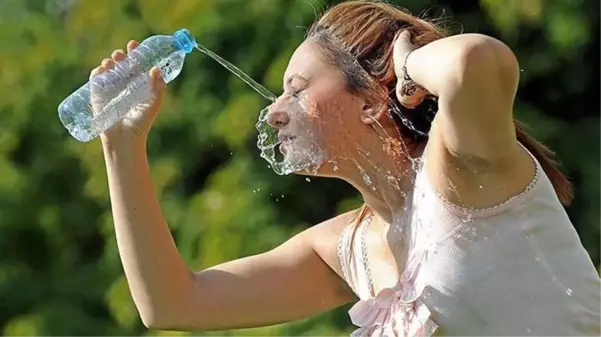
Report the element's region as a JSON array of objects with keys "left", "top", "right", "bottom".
[{"left": 306, "top": 0, "right": 573, "bottom": 205}]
